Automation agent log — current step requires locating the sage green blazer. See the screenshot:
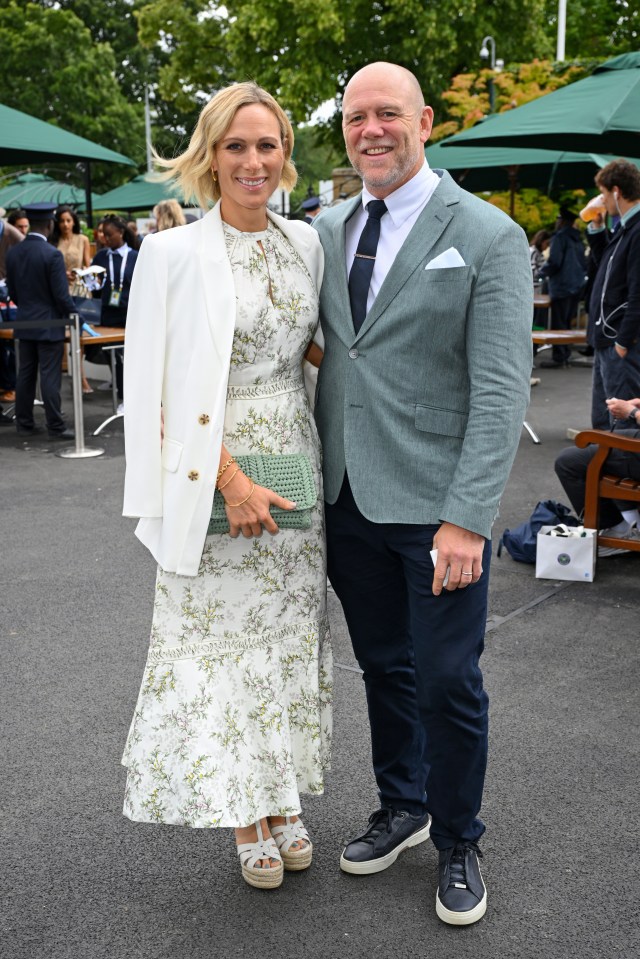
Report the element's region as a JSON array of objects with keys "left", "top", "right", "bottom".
[{"left": 314, "top": 170, "right": 533, "bottom": 539}]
